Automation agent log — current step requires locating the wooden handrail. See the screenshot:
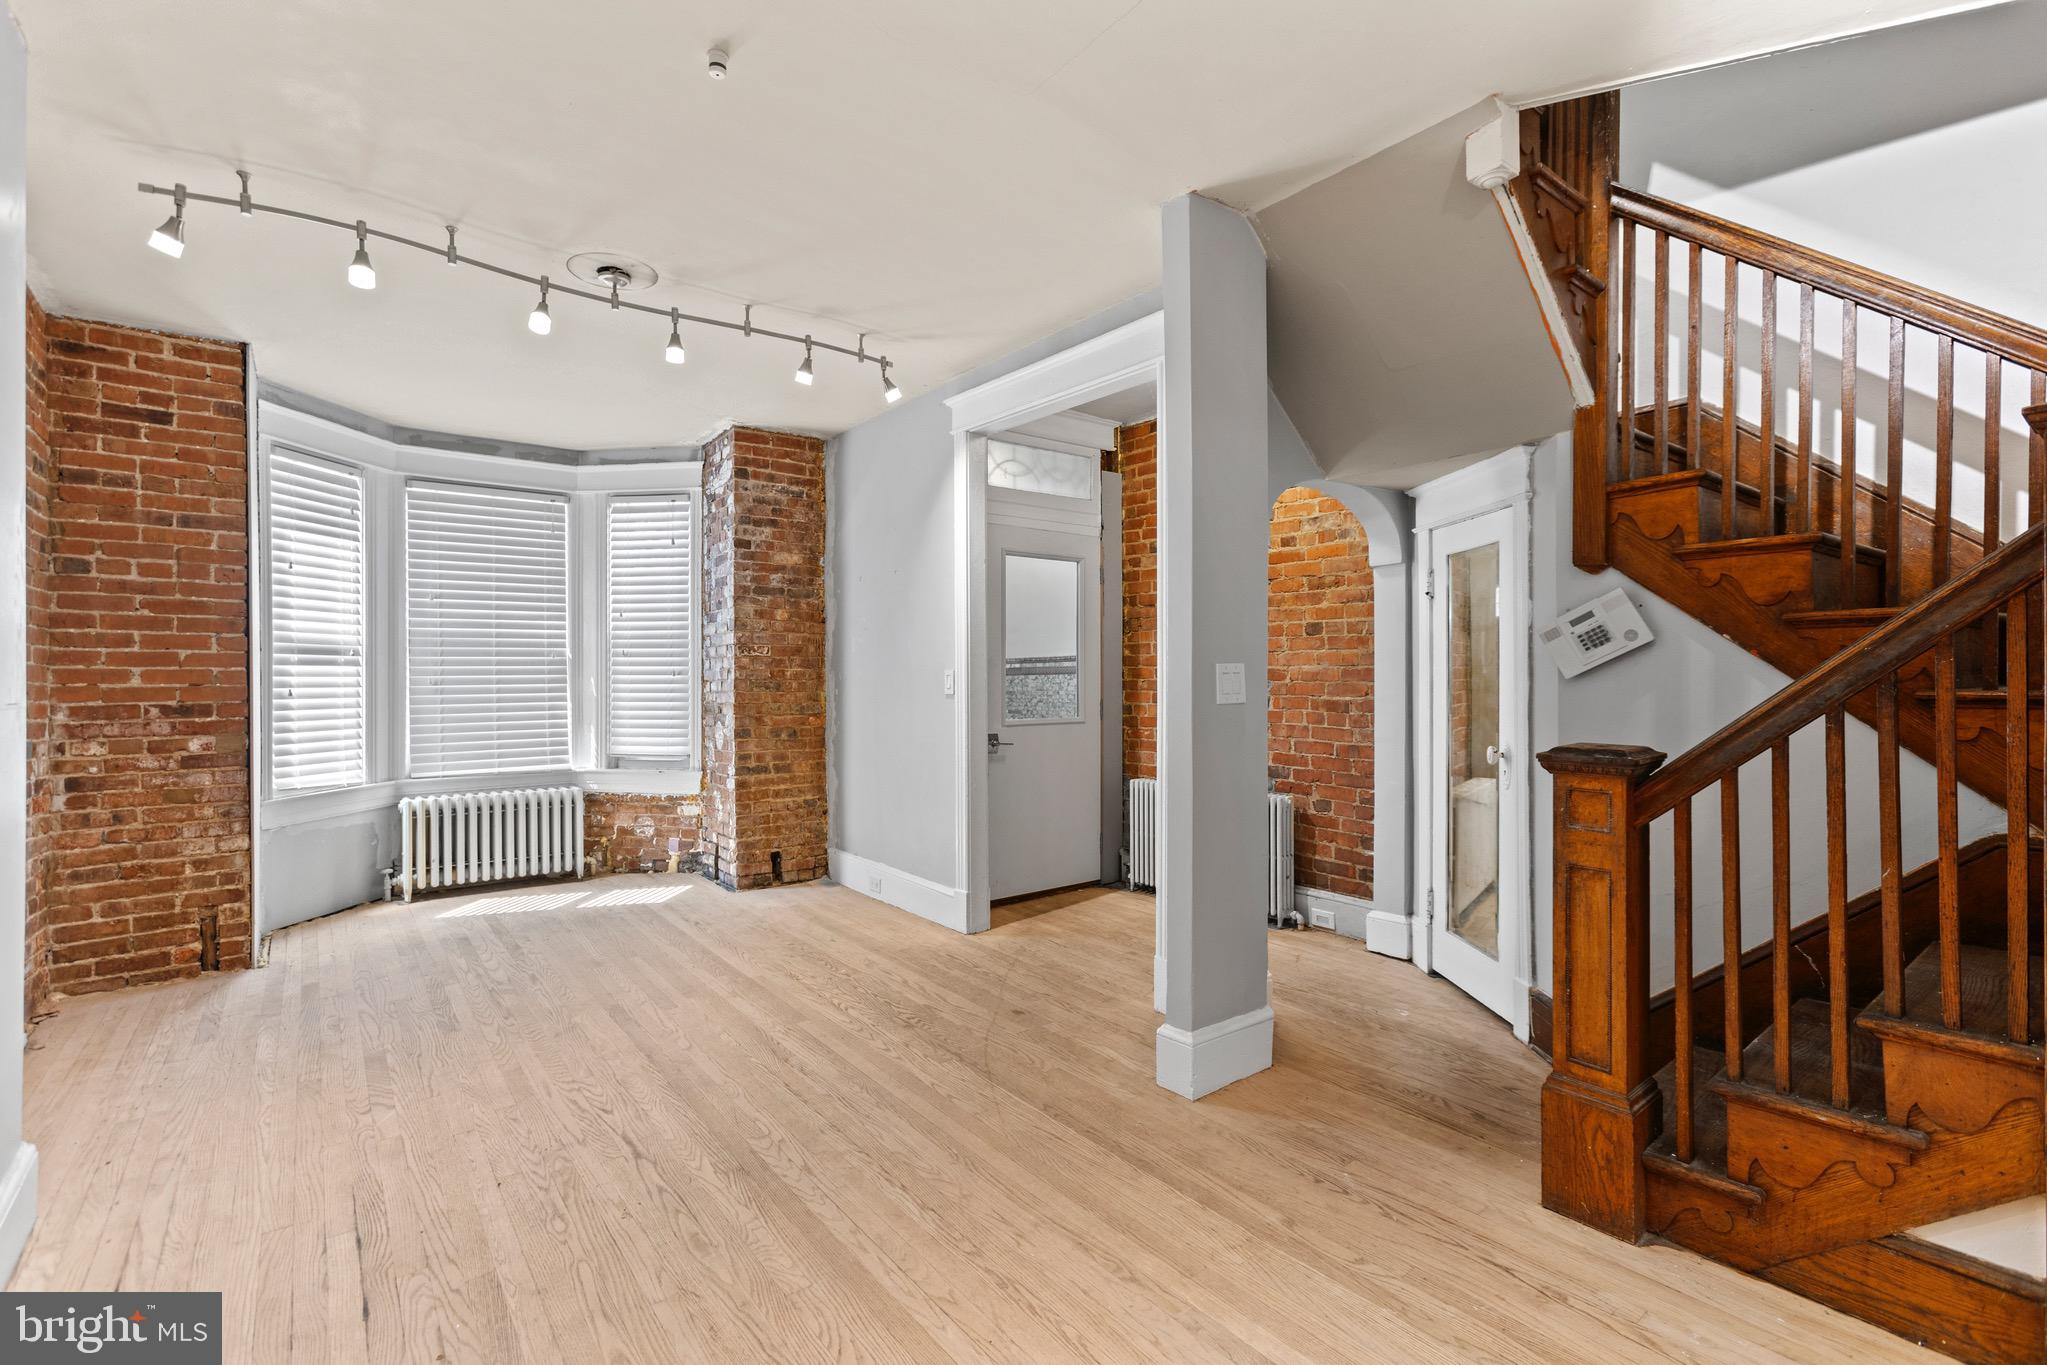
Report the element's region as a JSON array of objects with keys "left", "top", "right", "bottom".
[
  {"left": 1633, "top": 522, "right": 2044, "bottom": 824},
  {"left": 1610, "top": 187, "right": 2047, "bottom": 374}
]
